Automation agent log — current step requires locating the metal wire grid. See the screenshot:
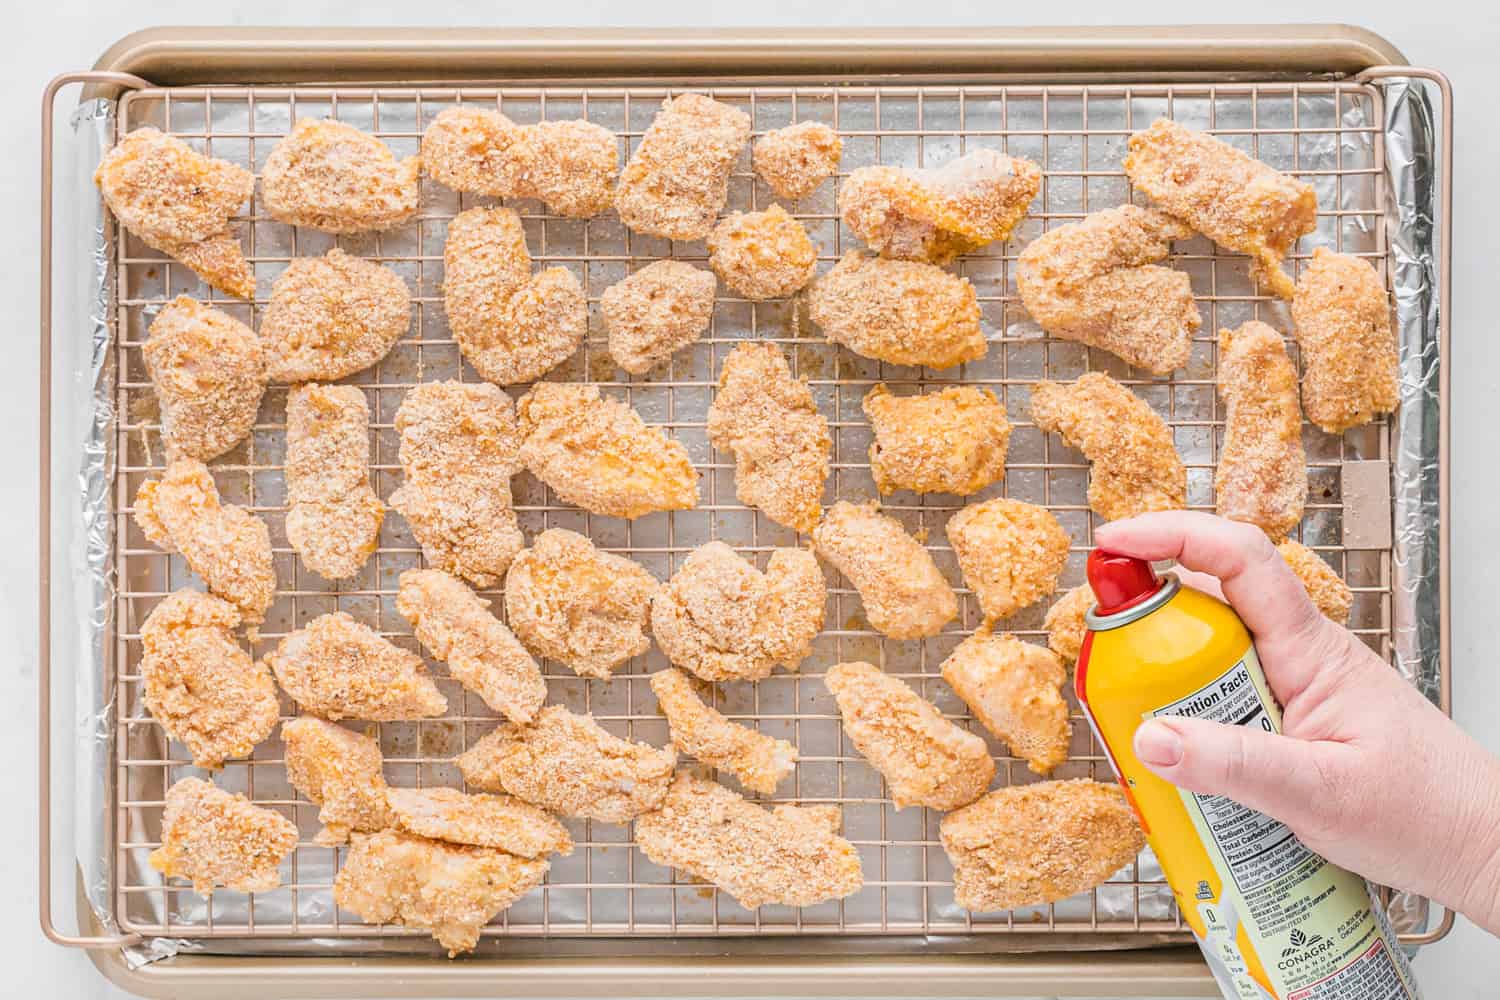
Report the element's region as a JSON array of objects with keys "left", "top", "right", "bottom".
[{"left": 105, "top": 79, "right": 1392, "bottom": 946}]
